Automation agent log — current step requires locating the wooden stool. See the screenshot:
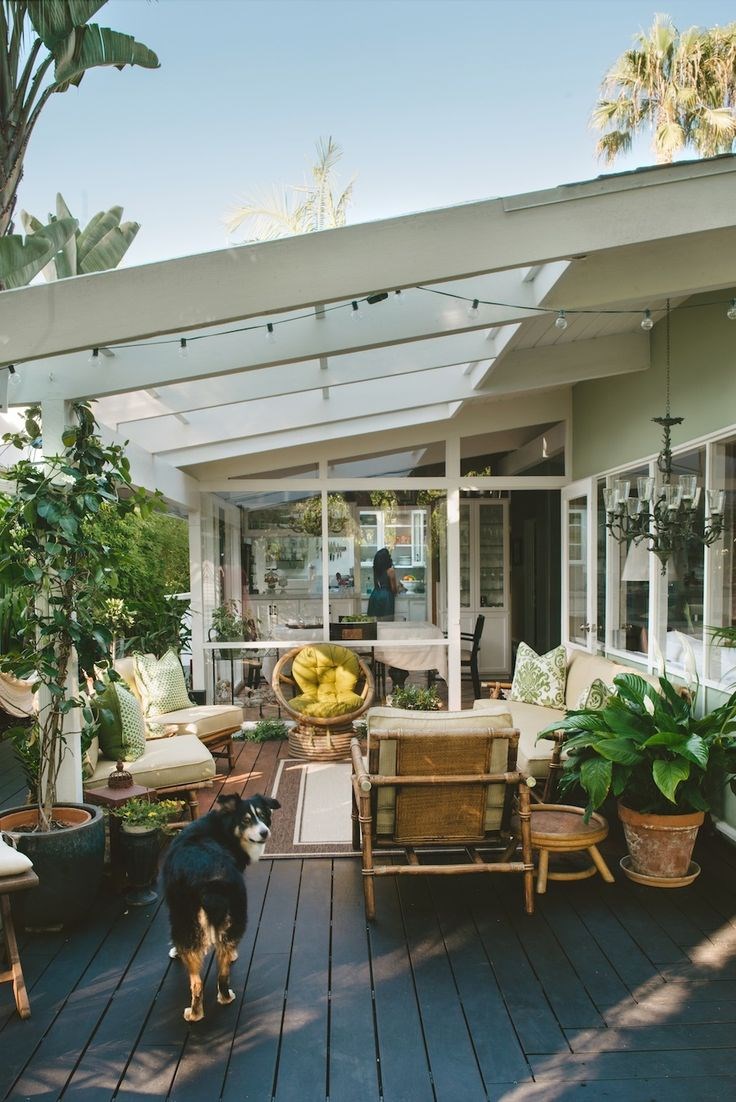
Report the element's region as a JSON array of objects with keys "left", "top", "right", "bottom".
[
  {"left": 528, "top": 804, "right": 614, "bottom": 894},
  {"left": 1, "top": 869, "right": 39, "bottom": 1019}
]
